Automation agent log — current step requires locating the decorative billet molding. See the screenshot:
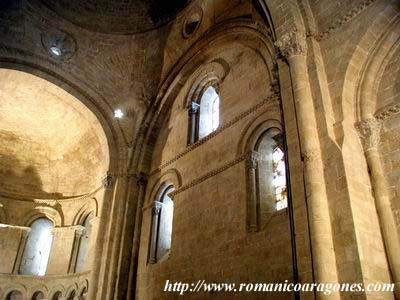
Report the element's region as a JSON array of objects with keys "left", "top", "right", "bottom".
[
  {"left": 307, "top": 0, "right": 377, "bottom": 41},
  {"left": 170, "top": 152, "right": 248, "bottom": 196},
  {"left": 149, "top": 94, "right": 279, "bottom": 176},
  {"left": 375, "top": 103, "right": 400, "bottom": 121}
]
